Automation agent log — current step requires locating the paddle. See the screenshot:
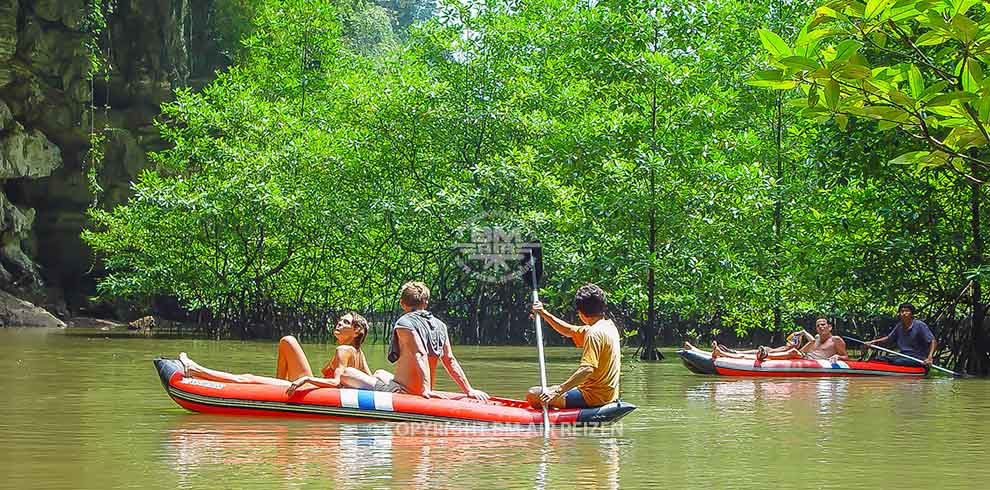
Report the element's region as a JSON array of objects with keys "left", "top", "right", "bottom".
[
  {"left": 522, "top": 242, "right": 551, "bottom": 433},
  {"left": 841, "top": 336, "right": 963, "bottom": 377}
]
